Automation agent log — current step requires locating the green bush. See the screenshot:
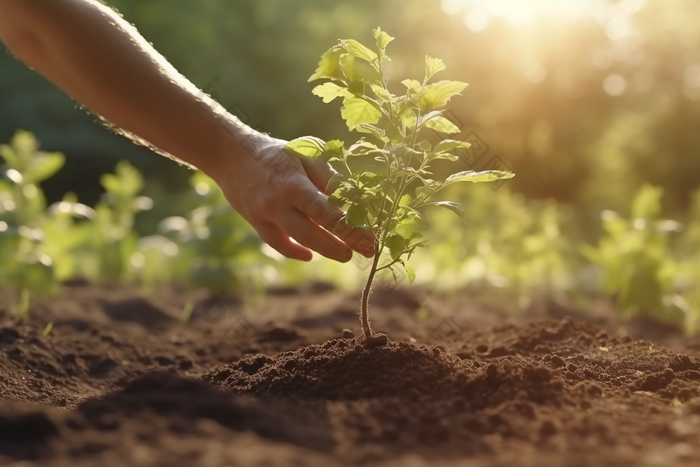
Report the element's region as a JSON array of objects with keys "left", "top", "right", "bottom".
[{"left": 0, "top": 130, "right": 267, "bottom": 314}]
